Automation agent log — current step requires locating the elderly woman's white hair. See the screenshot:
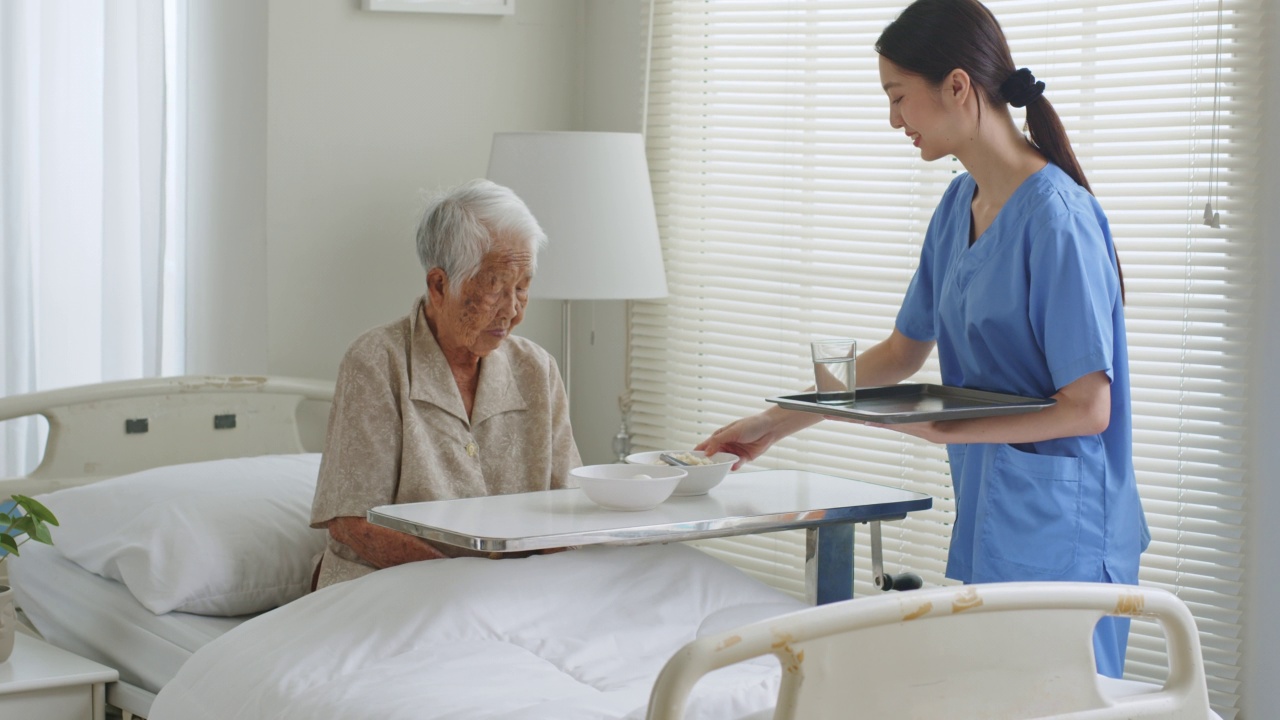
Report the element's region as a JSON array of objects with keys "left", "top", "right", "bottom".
[{"left": 415, "top": 179, "right": 547, "bottom": 299}]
